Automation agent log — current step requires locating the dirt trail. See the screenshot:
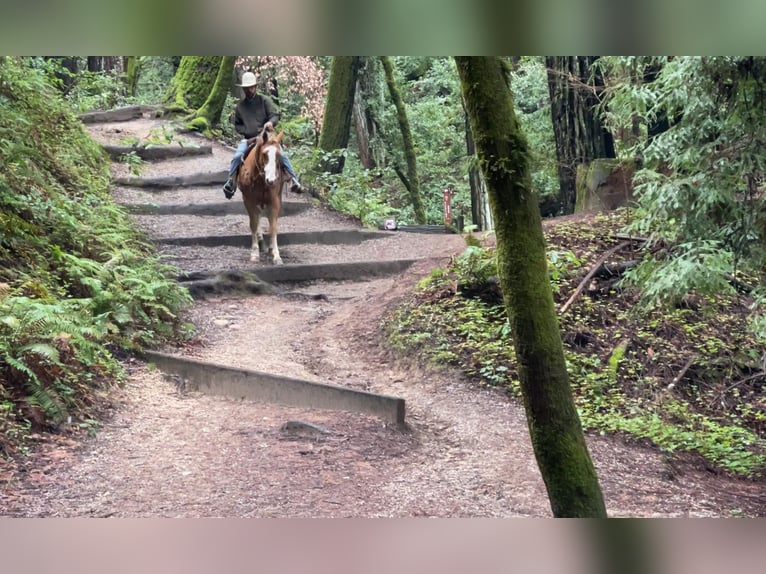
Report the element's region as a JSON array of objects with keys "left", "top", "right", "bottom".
[{"left": 2, "top": 112, "right": 765, "bottom": 517}]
